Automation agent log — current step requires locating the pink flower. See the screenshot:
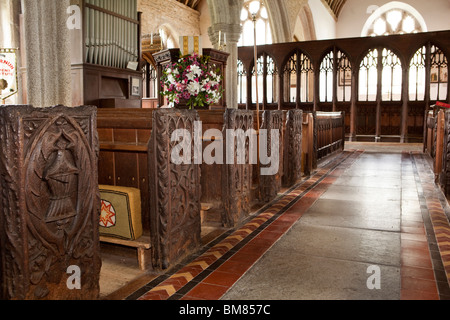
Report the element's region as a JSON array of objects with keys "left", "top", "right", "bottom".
[{"left": 182, "top": 91, "right": 191, "bottom": 99}]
